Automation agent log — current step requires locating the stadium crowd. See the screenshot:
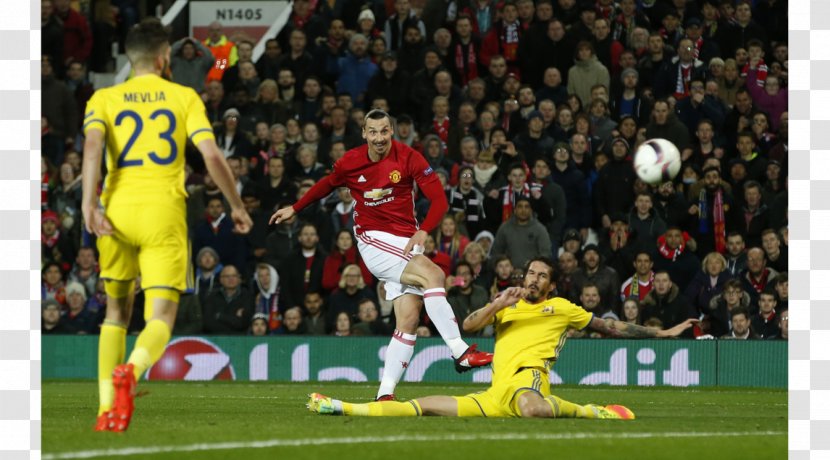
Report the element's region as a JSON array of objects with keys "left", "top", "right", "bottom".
[{"left": 41, "top": 0, "right": 788, "bottom": 341}]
